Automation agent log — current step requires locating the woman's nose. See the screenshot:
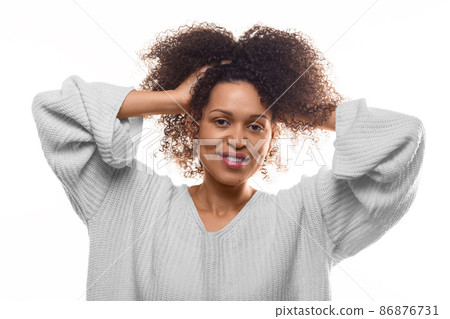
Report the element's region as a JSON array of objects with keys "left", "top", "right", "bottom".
[
  {"left": 227, "top": 138, "right": 245, "bottom": 150},
  {"left": 225, "top": 130, "right": 246, "bottom": 151}
]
